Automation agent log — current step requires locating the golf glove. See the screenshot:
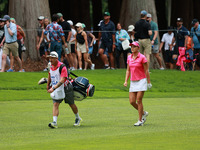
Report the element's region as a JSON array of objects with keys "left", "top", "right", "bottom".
[{"left": 147, "top": 83, "right": 152, "bottom": 90}]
